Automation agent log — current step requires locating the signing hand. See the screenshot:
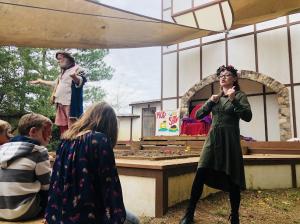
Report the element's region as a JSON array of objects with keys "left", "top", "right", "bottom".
[
  {"left": 227, "top": 86, "right": 236, "bottom": 101},
  {"left": 210, "top": 94, "right": 220, "bottom": 103}
]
